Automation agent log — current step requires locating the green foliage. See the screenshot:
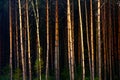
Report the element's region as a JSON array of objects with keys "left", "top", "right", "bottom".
[
  {"left": 95, "top": 77, "right": 99, "bottom": 80},
  {"left": 33, "top": 74, "right": 54, "bottom": 80},
  {"left": 61, "top": 67, "right": 70, "bottom": 80},
  {"left": 13, "top": 68, "right": 22, "bottom": 80},
  {"left": 75, "top": 64, "right": 82, "bottom": 80},
  {"left": 34, "top": 58, "right": 44, "bottom": 74},
  {"left": 0, "top": 66, "right": 10, "bottom": 80}
]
